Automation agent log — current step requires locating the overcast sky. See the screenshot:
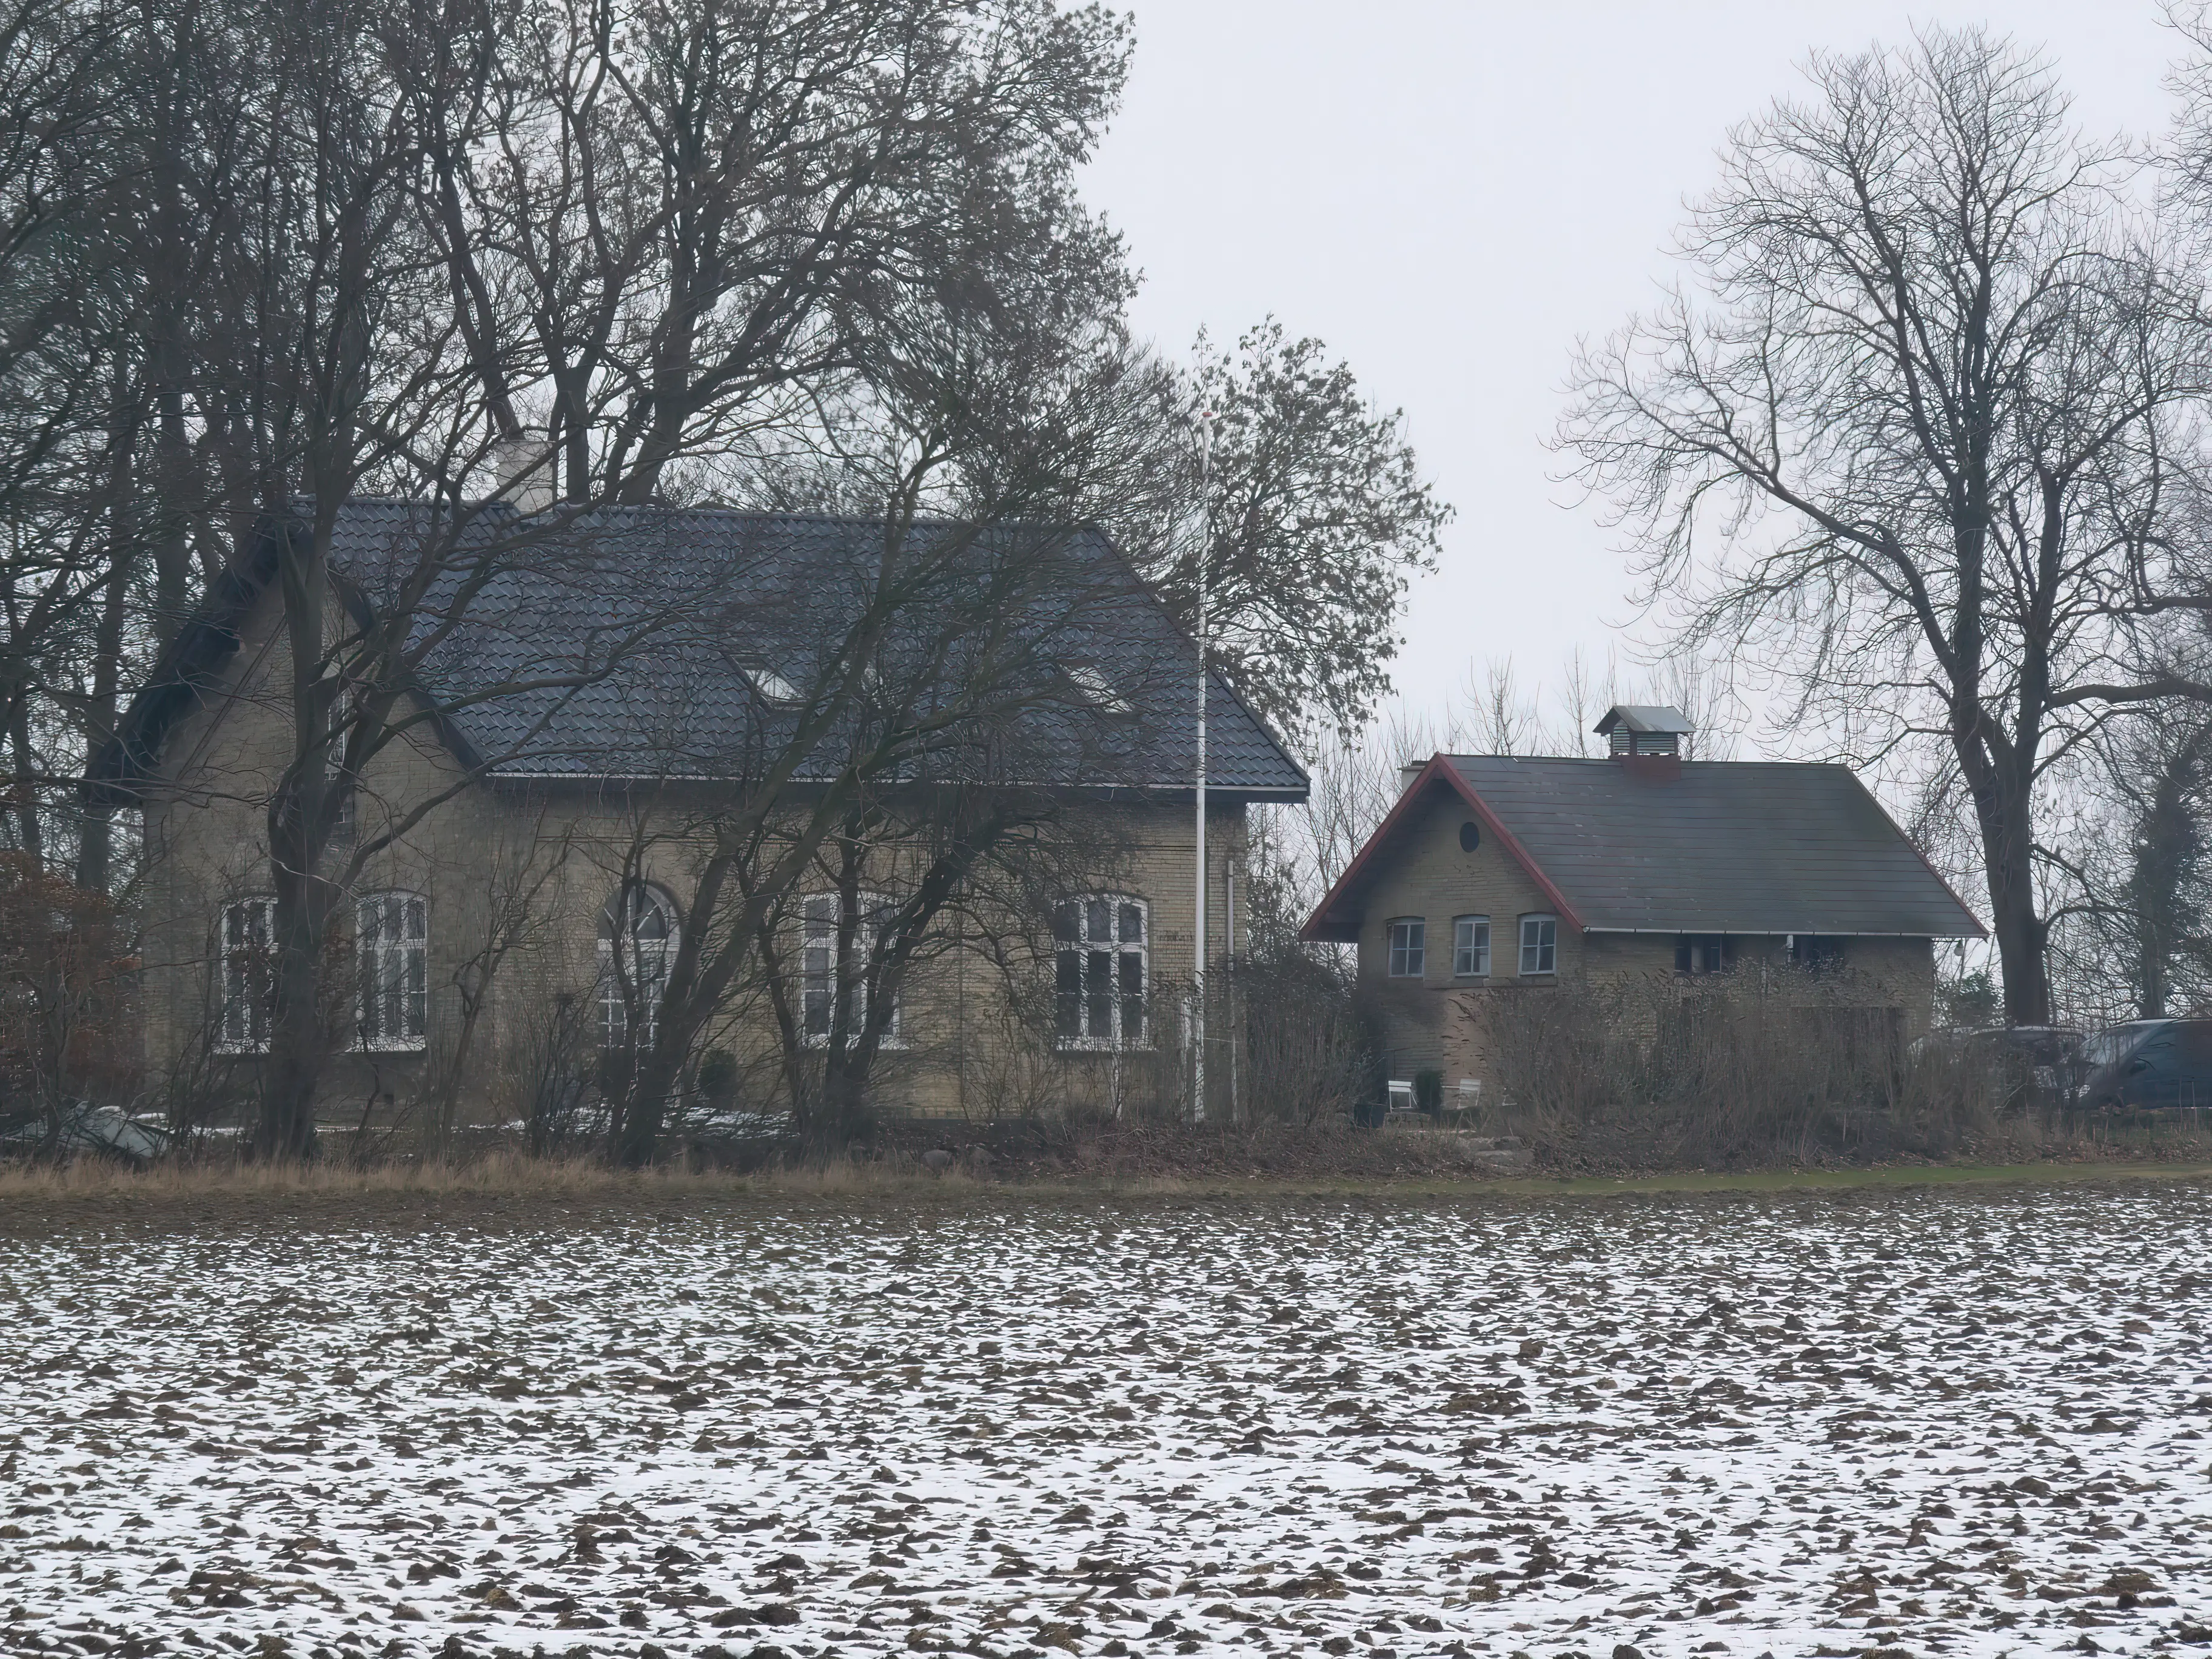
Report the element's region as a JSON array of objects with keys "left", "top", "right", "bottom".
[{"left": 1079, "top": 2, "right": 2184, "bottom": 751}]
